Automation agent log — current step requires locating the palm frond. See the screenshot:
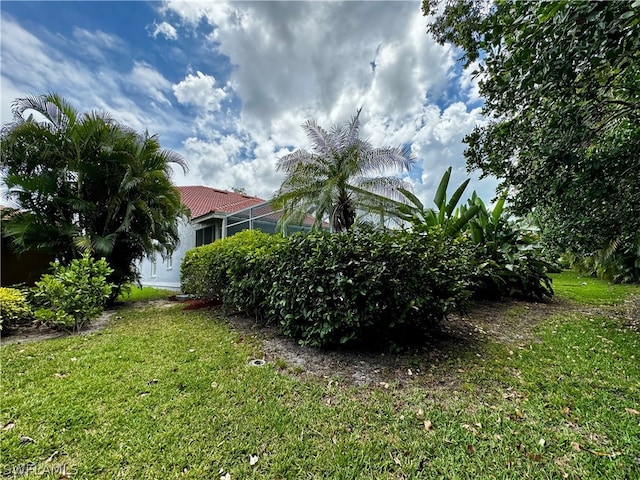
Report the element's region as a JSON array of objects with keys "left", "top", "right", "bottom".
[{"left": 302, "top": 118, "right": 332, "bottom": 156}]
